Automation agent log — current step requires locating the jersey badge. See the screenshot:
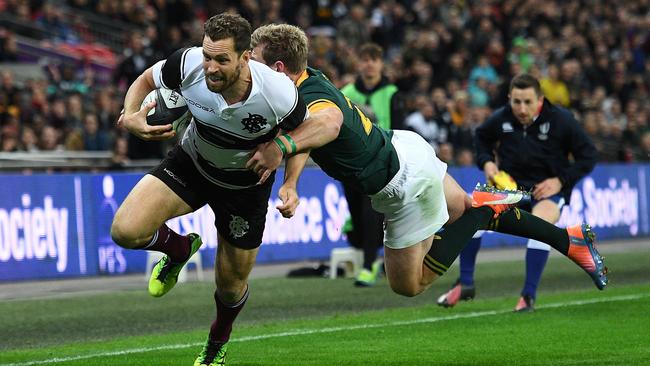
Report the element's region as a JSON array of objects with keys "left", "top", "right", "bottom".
[
  {"left": 229, "top": 215, "right": 249, "bottom": 239},
  {"left": 502, "top": 122, "right": 514, "bottom": 133},
  {"left": 538, "top": 121, "right": 550, "bottom": 140},
  {"left": 241, "top": 113, "right": 268, "bottom": 133}
]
